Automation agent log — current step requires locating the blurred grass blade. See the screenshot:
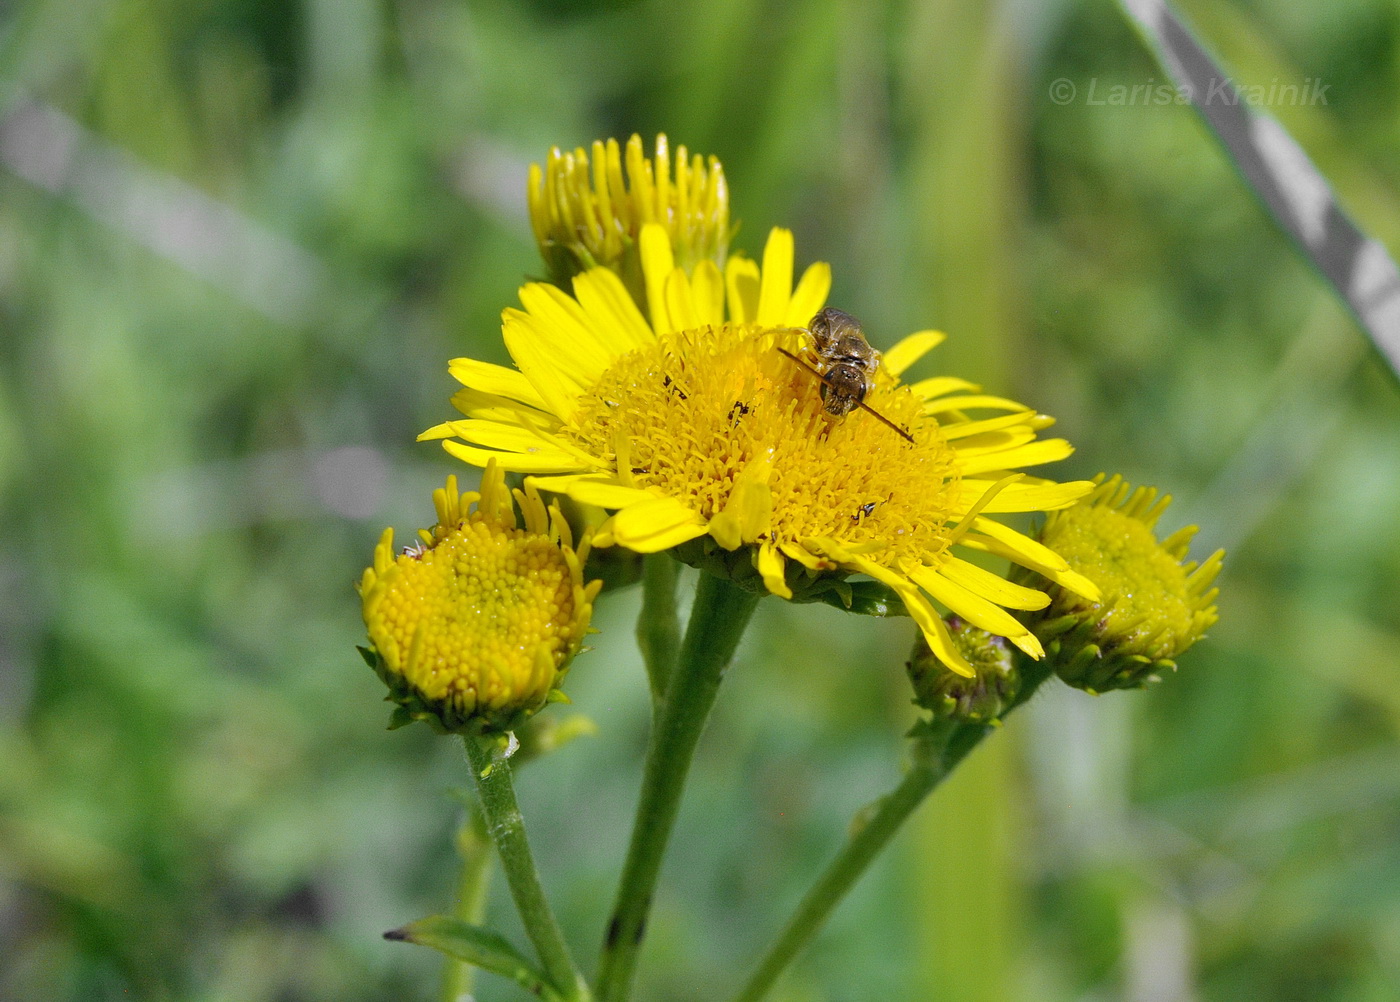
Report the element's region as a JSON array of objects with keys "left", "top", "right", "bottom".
[
  {"left": 385, "top": 915, "right": 563, "bottom": 1001},
  {"left": 1116, "top": 0, "right": 1400, "bottom": 381},
  {"left": 0, "top": 99, "right": 326, "bottom": 326}
]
